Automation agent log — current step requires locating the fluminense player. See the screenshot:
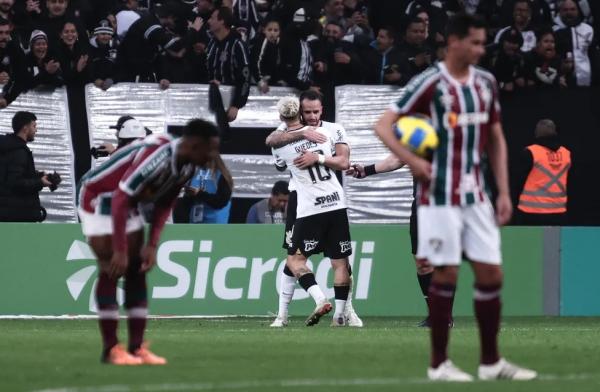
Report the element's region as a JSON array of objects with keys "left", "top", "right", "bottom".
[
  {"left": 271, "top": 96, "right": 353, "bottom": 327},
  {"left": 375, "top": 13, "right": 537, "bottom": 381},
  {"left": 266, "top": 90, "right": 362, "bottom": 327},
  {"left": 77, "top": 119, "right": 220, "bottom": 365}
]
